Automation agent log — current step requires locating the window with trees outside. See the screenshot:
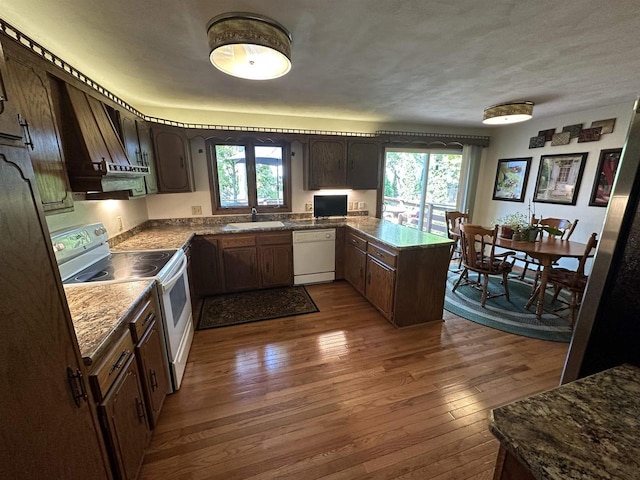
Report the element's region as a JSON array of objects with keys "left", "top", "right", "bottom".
[
  {"left": 208, "top": 140, "right": 291, "bottom": 213},
  {"left": 383, "top": 148, "right": 464, "bottom": 236}
]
